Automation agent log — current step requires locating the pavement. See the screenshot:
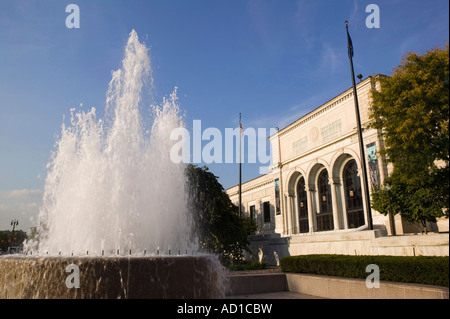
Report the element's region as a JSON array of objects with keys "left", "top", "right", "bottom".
[
  {"left": 226, "top": 267, "right": 449, "bottom": 300},
  {"left": 226, "top": 266, "right": 327, "bottom": 299},
  {"left": 227, "top": 291, "right": 326, "bottom": 299}
]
